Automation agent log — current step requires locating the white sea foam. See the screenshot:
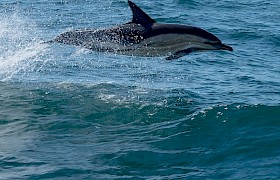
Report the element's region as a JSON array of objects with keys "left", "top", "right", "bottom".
[{"left": 0, "top": 14, "right": 50, "bottom": 81}]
